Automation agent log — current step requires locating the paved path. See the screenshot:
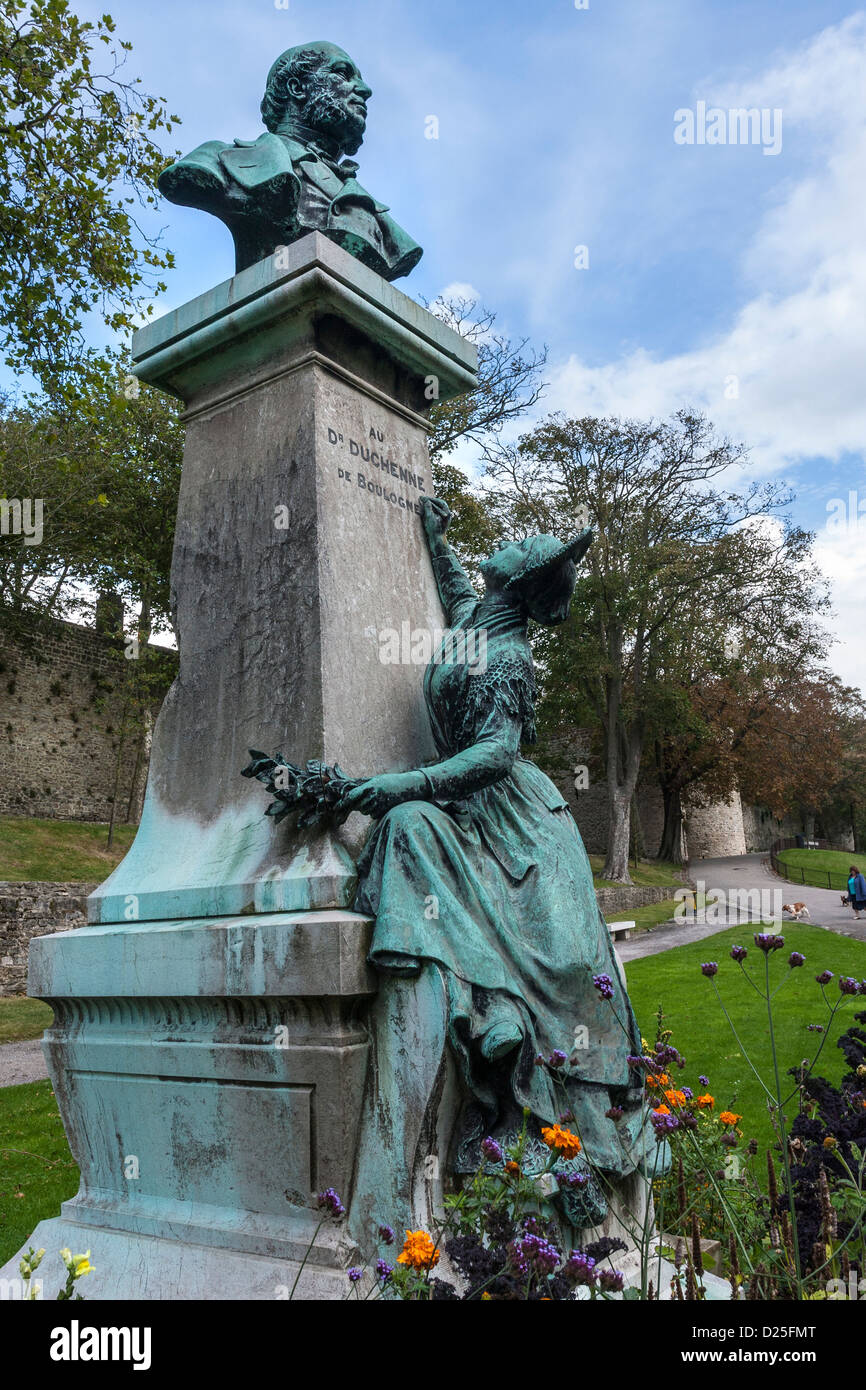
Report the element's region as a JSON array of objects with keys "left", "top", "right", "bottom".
[
  {"left": 617, "top": 853, "right": 866, "bottom": 964},
  {"left": 0, "top": 1038, "right": 48, "bottom": 1088}
]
